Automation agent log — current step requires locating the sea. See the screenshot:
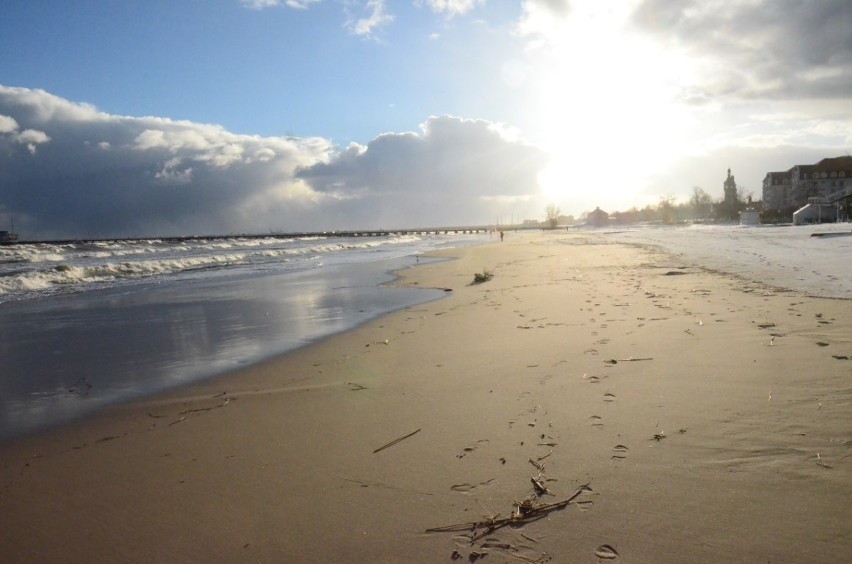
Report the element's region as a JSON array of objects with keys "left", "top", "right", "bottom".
[{"left": 0, "top": 232, "right": 492, "bottom": 442}]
